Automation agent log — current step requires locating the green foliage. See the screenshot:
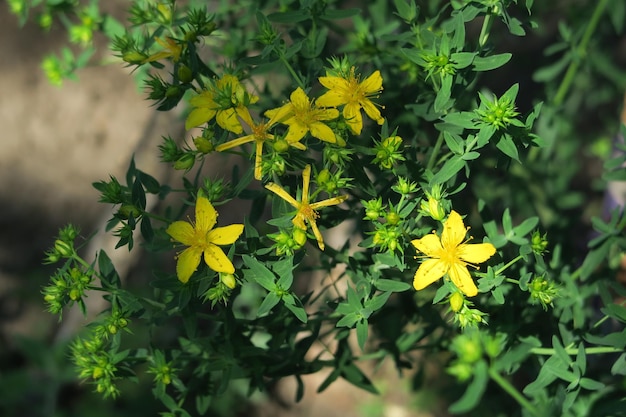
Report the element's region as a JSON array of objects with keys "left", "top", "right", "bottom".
[{"left": 8, "top": 0, "right": 626, "bottom": 416}]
